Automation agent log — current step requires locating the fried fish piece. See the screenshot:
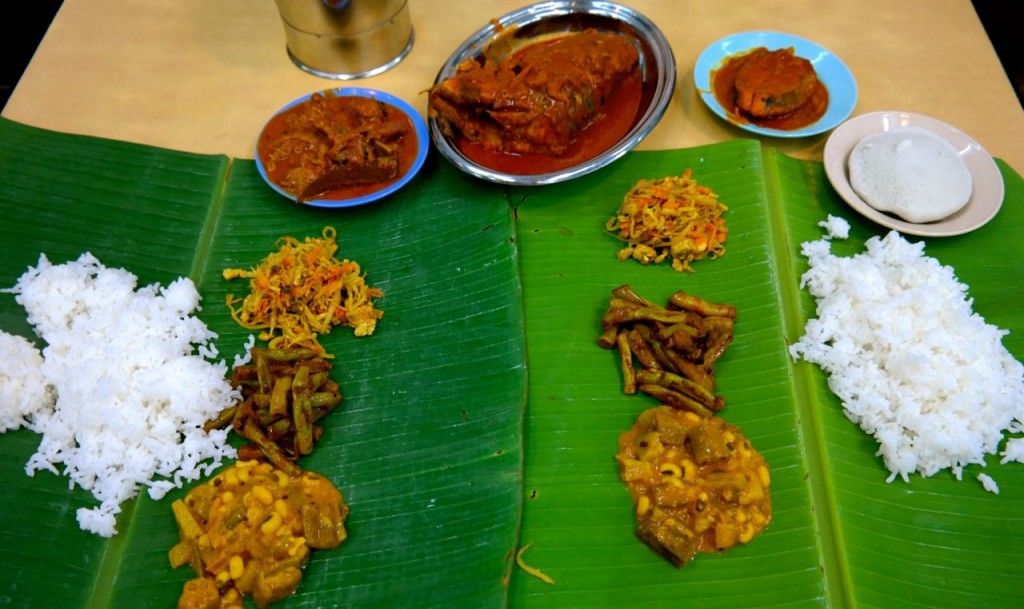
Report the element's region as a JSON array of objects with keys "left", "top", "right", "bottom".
[
  {"left": 733, "top": 47, "right": 819, "bottom": 117},
  {"left": 428, "top": 29, "right": 639, "bottom": 156}
]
